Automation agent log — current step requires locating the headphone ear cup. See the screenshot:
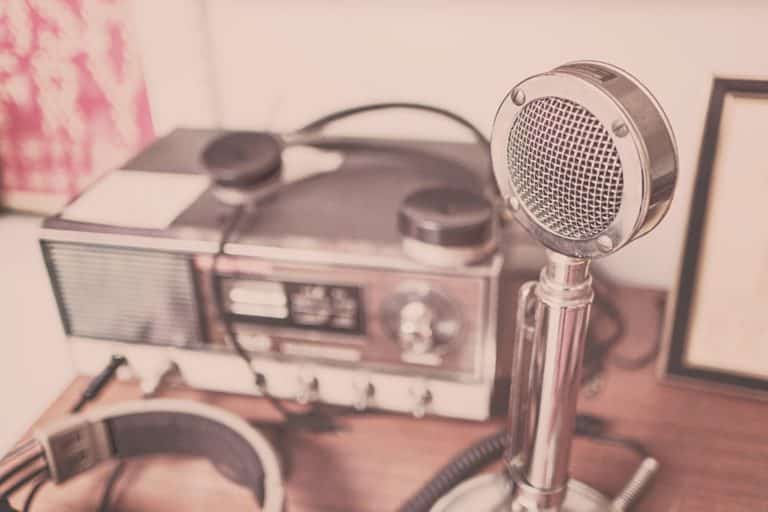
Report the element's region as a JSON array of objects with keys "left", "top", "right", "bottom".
[{"left": 202, "top": 132, "right": 283, "bottom": 188}]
